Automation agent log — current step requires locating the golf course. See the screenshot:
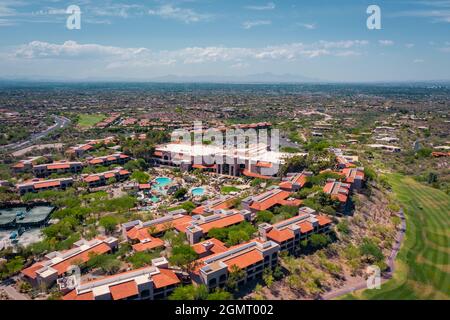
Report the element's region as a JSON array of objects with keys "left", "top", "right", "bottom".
[
  {"left": 77, "top": 114, "right": 106, "bottom": 128},
  {"left": 345, "top": 174, "right": 450, "bottom": 300}
]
